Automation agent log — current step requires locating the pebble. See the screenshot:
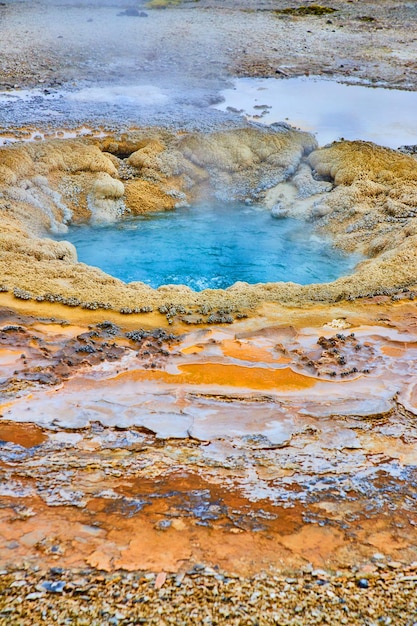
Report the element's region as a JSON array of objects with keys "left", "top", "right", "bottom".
[
  {"left": 40, "top": 580, "right": 65, "bottom": 593},
  {"left": 25, "top": 592, "right": 44, "bottom": 600},
  {"left": 10, "top": 580, "right": 26, "bottom": 588},
  {"left": 312, "top": 569, "right": 329, "bottom": 578},
  {"left": 357, "top": 578, "right": 369, "bottom": 589}
]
